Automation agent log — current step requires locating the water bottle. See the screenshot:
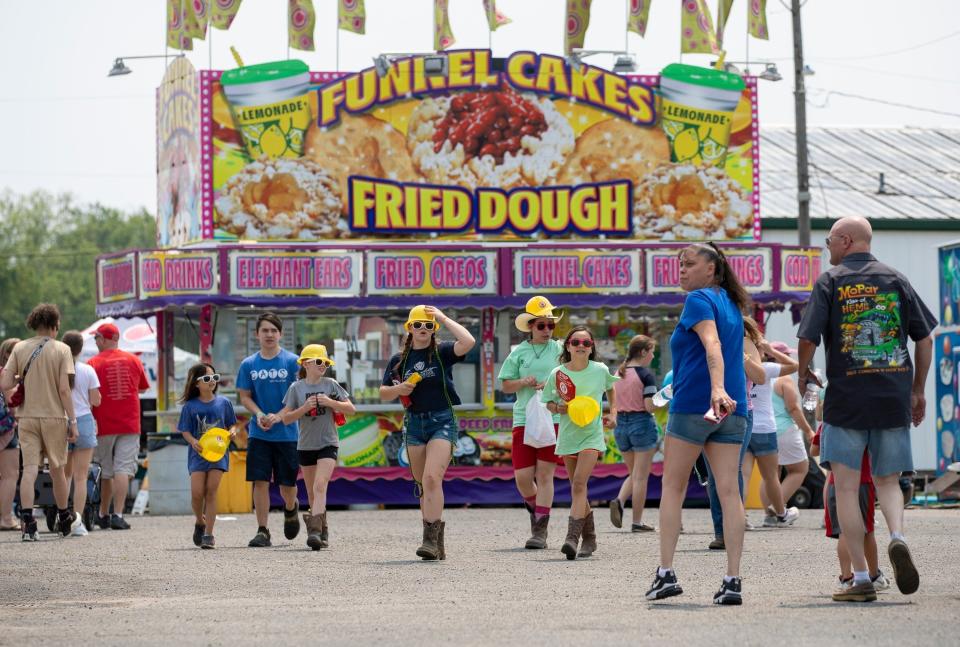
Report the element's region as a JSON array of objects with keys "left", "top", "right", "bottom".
[
  {"left": 652, "top": 384, "right": 673, "bottom": 408},
  {"left": 802, "top": 370, "right": 822, "bottom": 411}
]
